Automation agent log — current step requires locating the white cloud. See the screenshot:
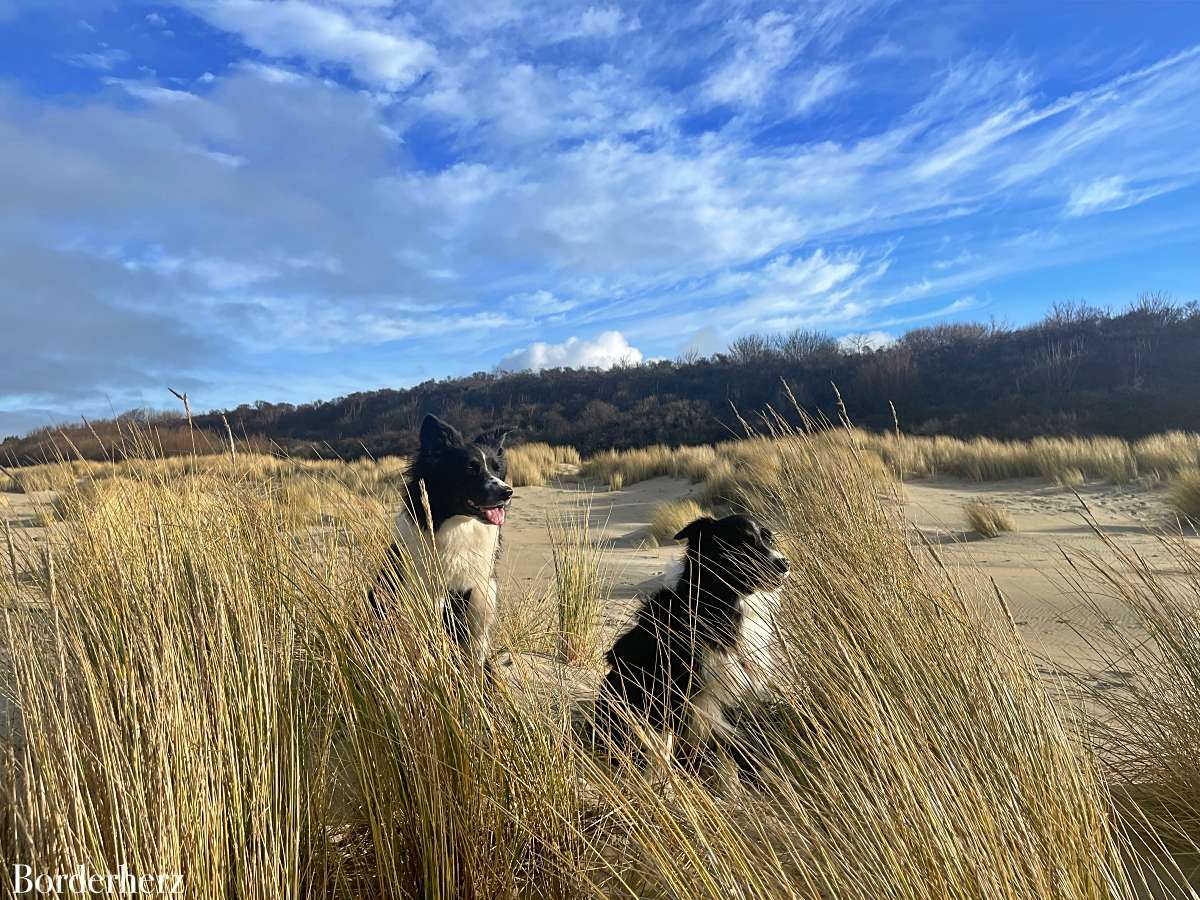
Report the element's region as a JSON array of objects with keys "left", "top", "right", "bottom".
[
  {"left": 63, "top": 46, "right": 130, "bottom": 71},
  {"left": 122, "top": 249, "right": 342, "bottom": 291},
  {"left": 6, "top": 5, "right": 1200, "bottom": 424},
  {"left": 234, "top": 60, "right": 305, "bottom": 83},
  {"left": 196, "top": 148, "right": 246, "bottom": 167},
  {"left": 573, "top": 6, "right": 637, "bottom": 39},
  {"left": 415, "top": 58, "right": 677, "bottom": 146},
  {"left": 753, "top": 249, "right": 861, "bottom": 295},
  {"left": 703, "top": 12, "right": 798, "bottom": 107},
  {"left": 507, "top": 290, "right": 577, "bottom": 317},
  {"left": 1065, "top": 176, "right": 1127, "bottom": 217},
  {"left": 184, "top": 0, "right": 435, "bottom": 90},
  {"left": 497, "top": 331, "right": 643, "bottom": 372},
  {"left": 791, "top": 64, "right": 851, "bottom": 116},
  {"left": 105, "top": 79, "right": 197, "bottom": 104},
  {"left": 1061, "top": 175, "right": 1185, "bottom": 218}
]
